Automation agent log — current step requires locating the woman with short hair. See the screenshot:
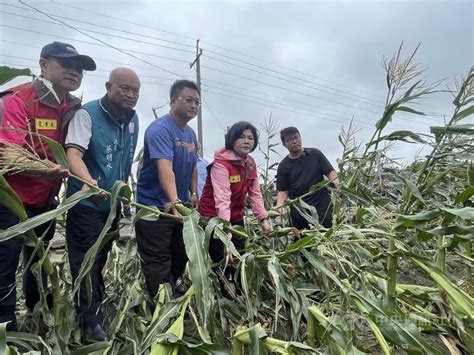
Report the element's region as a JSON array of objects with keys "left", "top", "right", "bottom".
[{"left": 199, "top": 121, "right": 271, "bottom": 264}]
